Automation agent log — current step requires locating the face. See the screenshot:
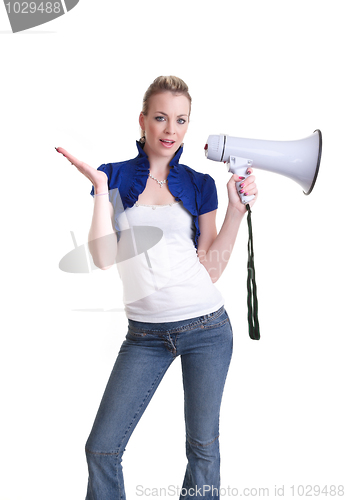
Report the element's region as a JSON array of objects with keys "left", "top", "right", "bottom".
[{"left": 139, "top": 92, "right": 190, "bottom": 160}]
